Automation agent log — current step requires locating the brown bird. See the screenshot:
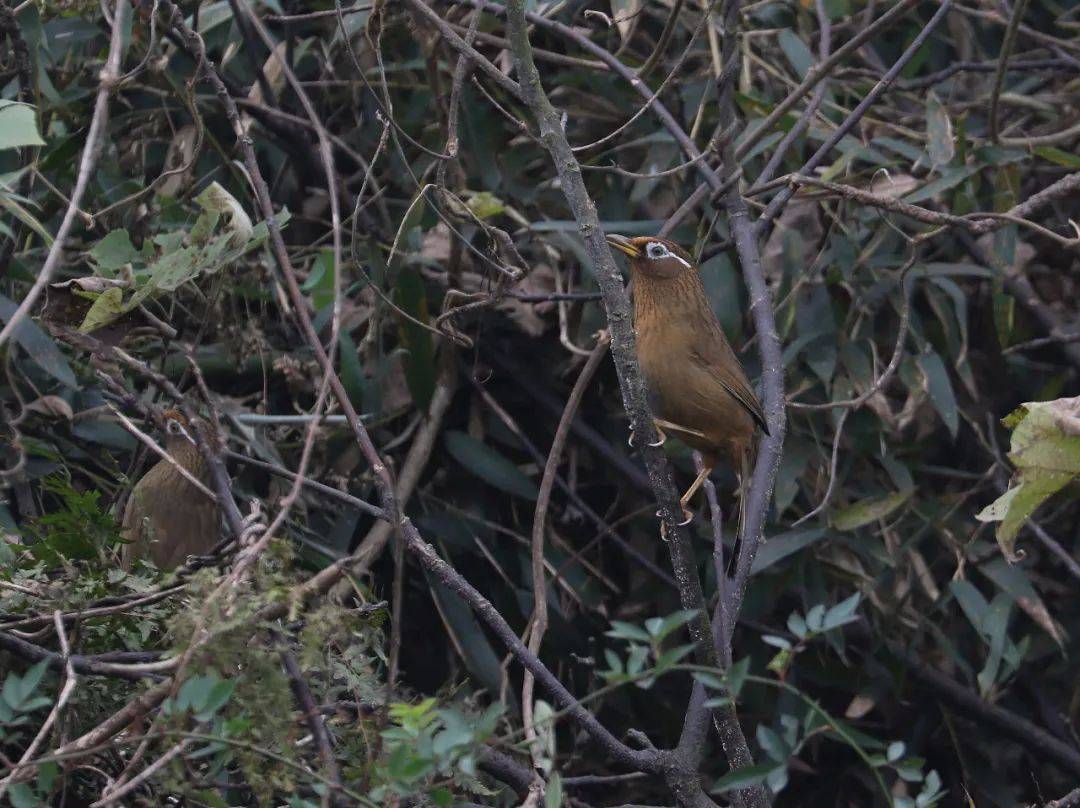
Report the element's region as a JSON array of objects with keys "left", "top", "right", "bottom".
[
  {"left": 121, "top": 409, "right": 220, "bottom": 571},
  {"left": 605, "top": 234, "right": 769, "bottom": 521}
]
